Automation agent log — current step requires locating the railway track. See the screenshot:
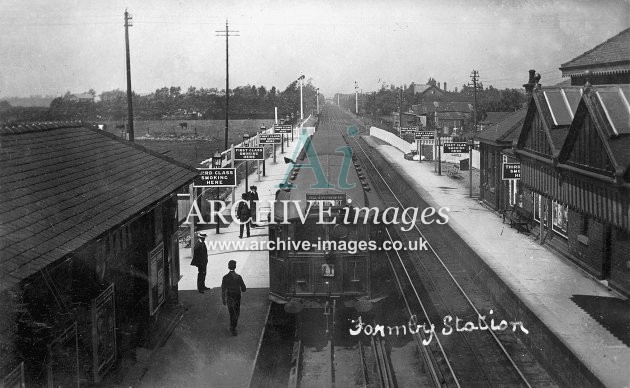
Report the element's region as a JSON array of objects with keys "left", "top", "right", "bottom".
[{"left": 320, "top": 106, "right": 557, "bottom": 387}]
